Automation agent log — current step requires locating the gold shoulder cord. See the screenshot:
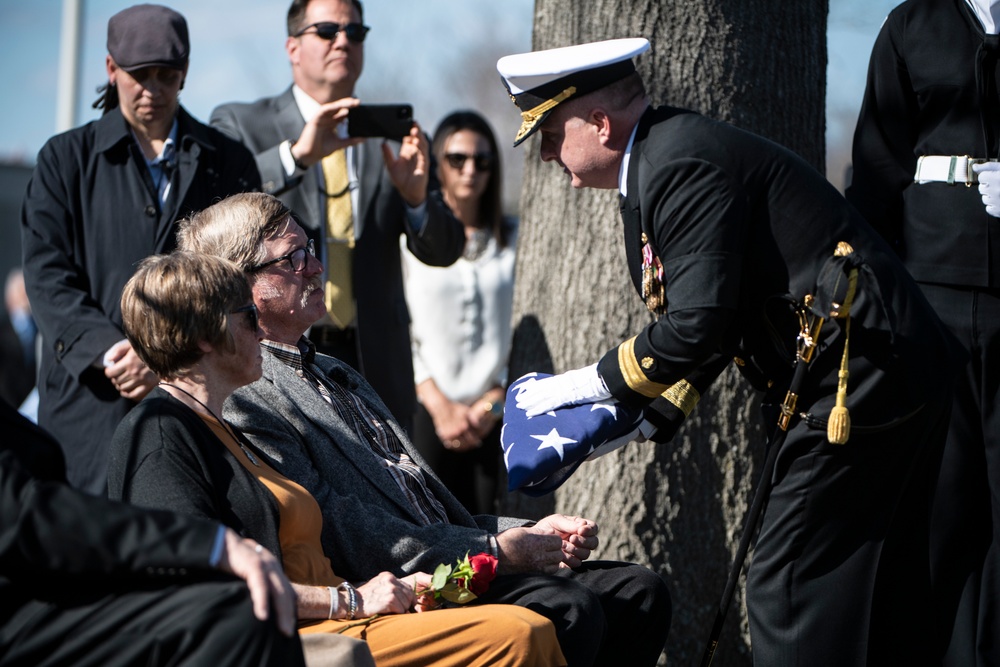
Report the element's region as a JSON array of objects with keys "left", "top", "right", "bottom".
[{"left": 826, "top": 242, "right": 858, "bottom": 445}]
